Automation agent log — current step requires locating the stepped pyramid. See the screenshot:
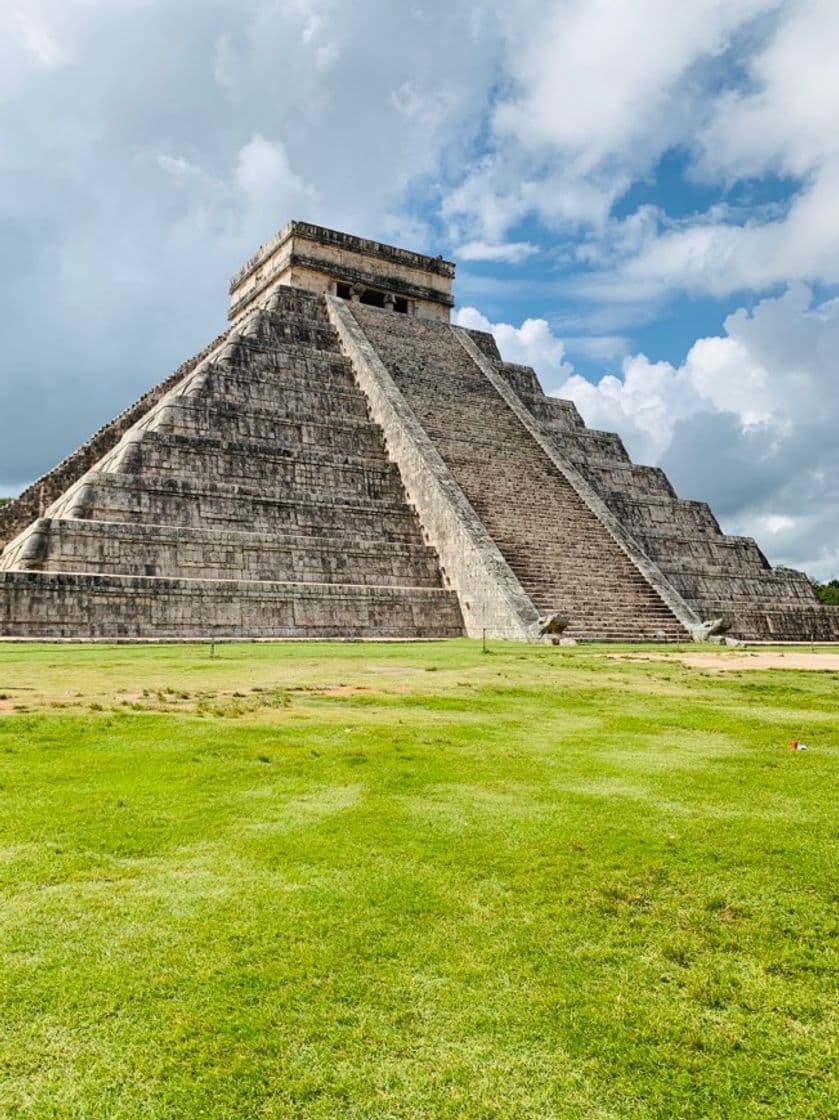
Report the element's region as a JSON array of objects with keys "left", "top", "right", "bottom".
[{"left": 1, "top": 220, "right": 836, "bottom": 641}]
